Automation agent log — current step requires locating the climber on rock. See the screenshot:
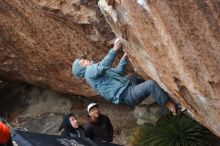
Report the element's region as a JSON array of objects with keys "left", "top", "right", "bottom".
[{"left": 72, "top": 37, "right": 182, "bottom": 115}]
